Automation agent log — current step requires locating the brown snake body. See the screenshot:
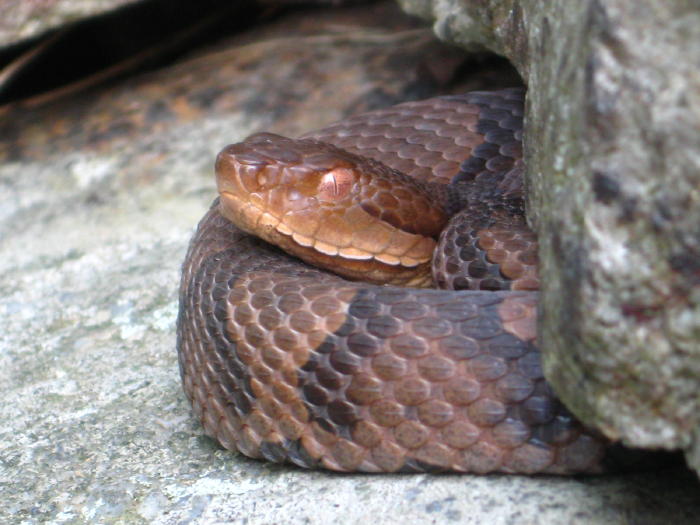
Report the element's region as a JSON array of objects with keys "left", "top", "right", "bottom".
[{"left": 176, "top": 88, "right": 611, "bottom": 474}]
